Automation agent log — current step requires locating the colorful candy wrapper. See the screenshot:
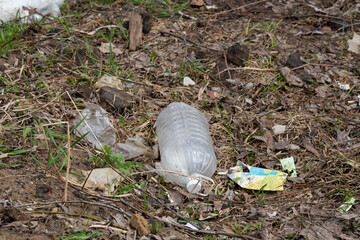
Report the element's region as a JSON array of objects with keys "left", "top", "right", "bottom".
[{"left": 227, "top": 162, "right": 287, "bottom": 191}]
